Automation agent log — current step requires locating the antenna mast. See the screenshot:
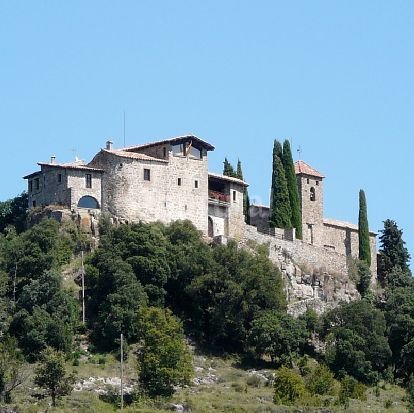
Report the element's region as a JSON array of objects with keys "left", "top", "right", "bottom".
[
  {"left": 81, "top": 251, "right": 85, "bottom": 325},
  {"left": 123, "top": 111, "right": 126, "bottom": 147}
]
